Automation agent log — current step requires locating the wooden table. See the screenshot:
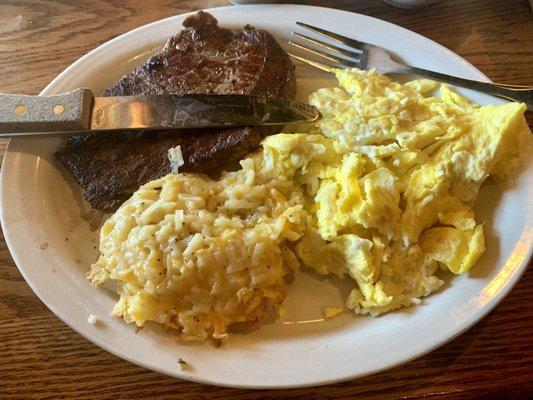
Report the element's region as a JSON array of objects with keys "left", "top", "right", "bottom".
[{"left": 0, "top": 1, "right": 531, "bottom": 398}]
